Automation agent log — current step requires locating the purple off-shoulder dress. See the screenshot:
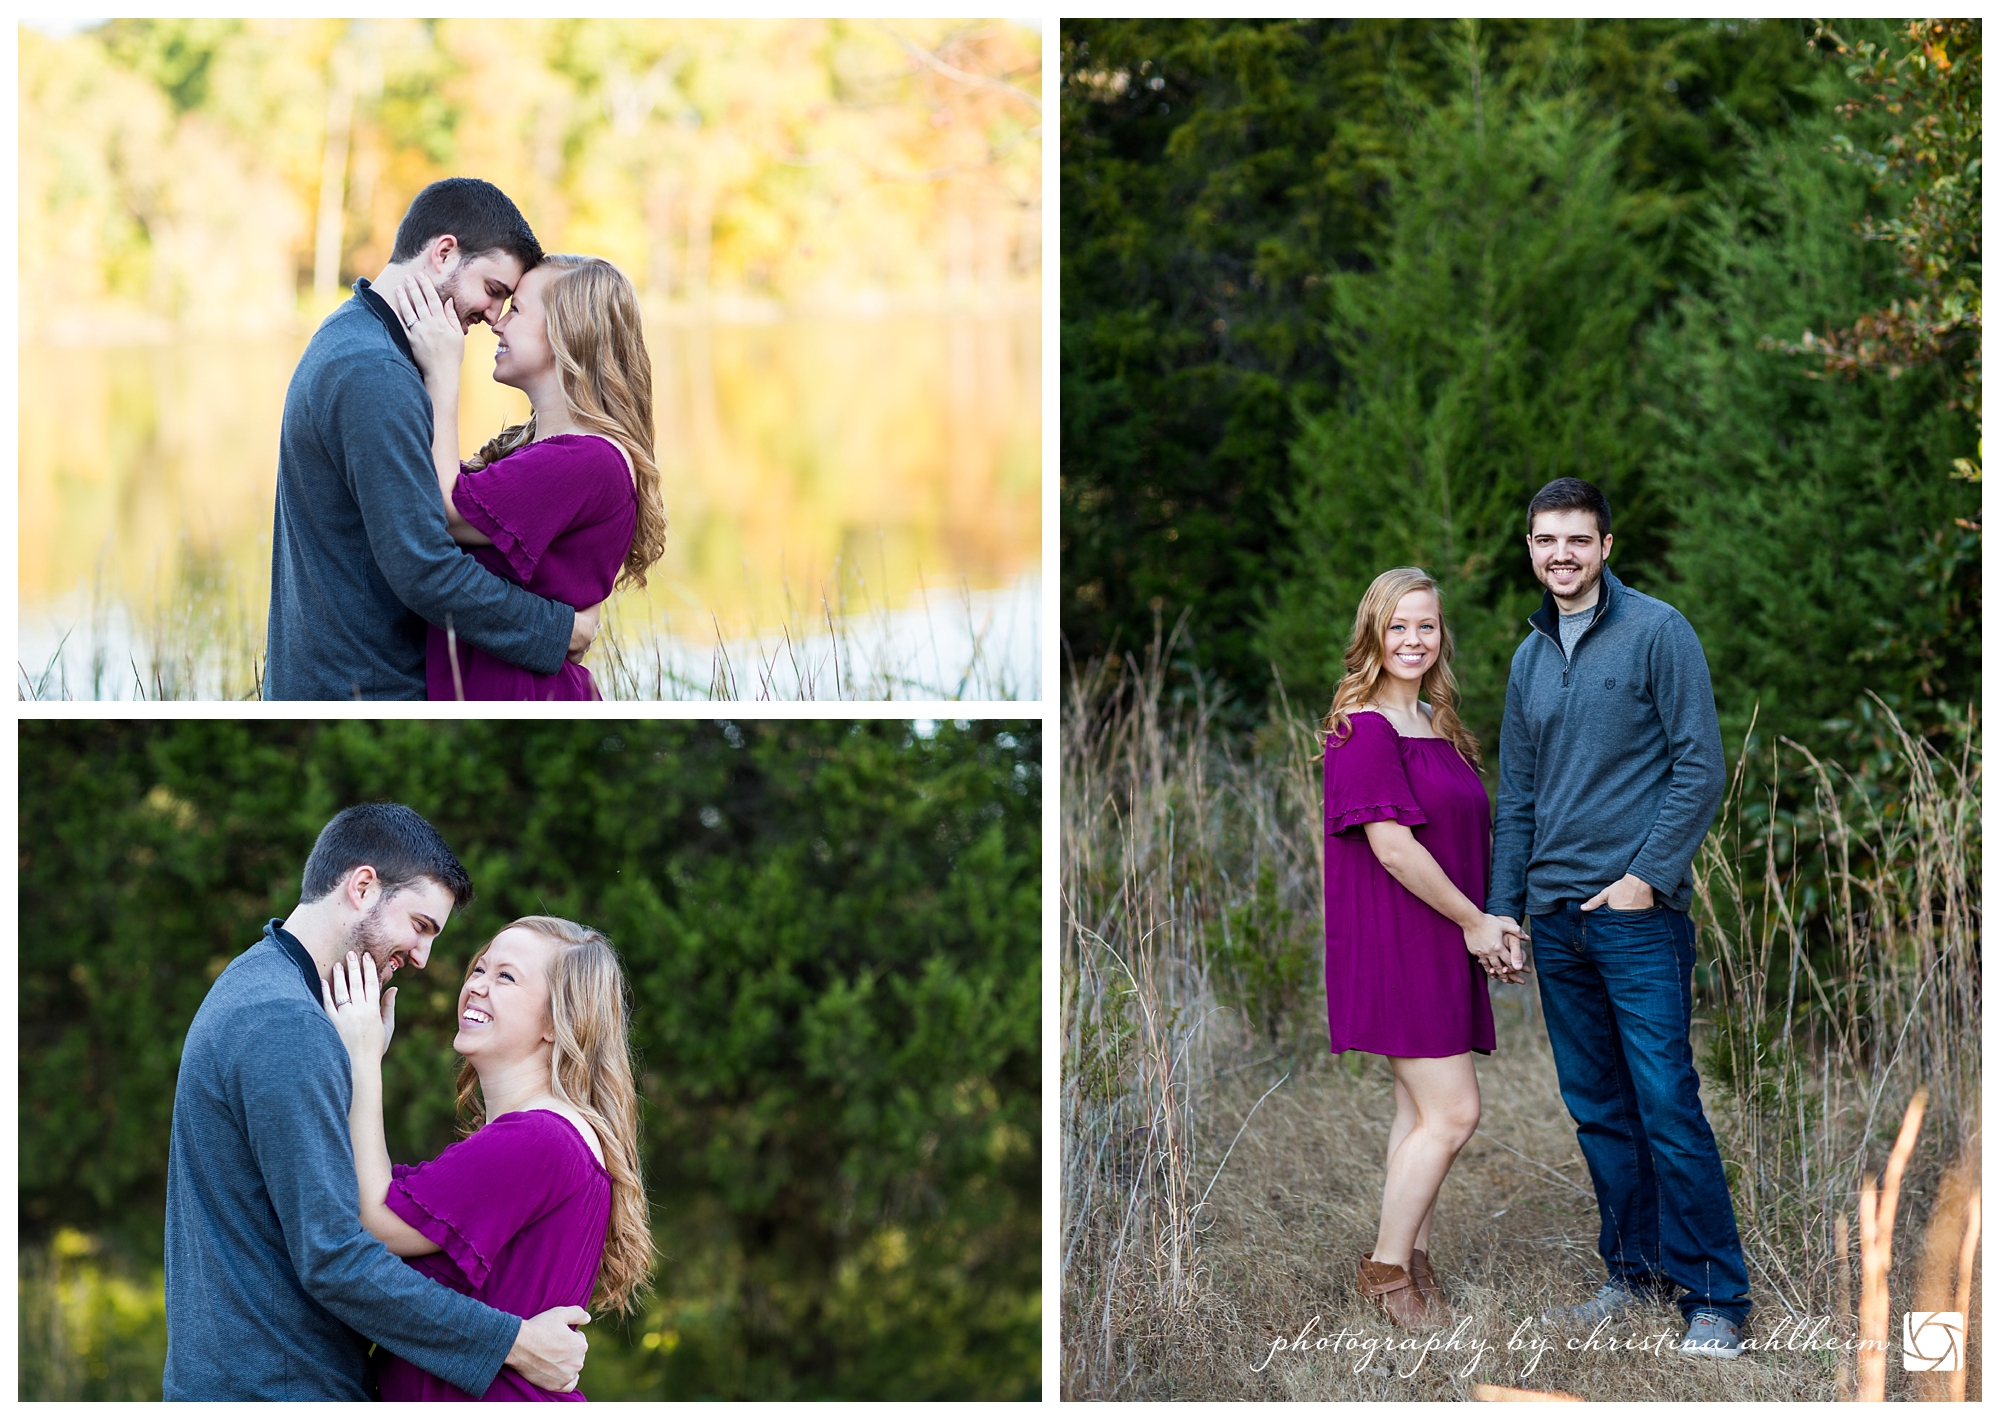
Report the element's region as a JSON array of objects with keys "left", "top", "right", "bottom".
[
  {"left": 377, "top": 1110, "right": 611, "bottom": 1402},
  {"left": 1323, "top": 709, "right": 1495, "bottom": 1058},
  {"left": 426, "top": 434, "right": 638, "bottom": 701}
]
